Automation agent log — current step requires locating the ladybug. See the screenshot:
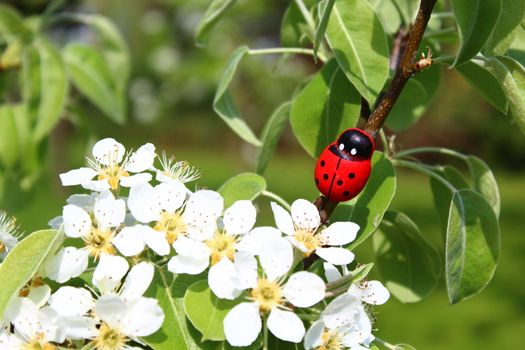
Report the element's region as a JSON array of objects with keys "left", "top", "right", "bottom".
[{"left": 314, "top": 128, "right": 375, "bottom": 202}]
